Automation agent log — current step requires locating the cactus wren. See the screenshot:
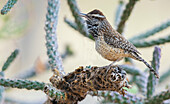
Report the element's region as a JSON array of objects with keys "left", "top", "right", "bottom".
[{"left": 80, "top": 9, "right": 159, "bottom": 78}]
